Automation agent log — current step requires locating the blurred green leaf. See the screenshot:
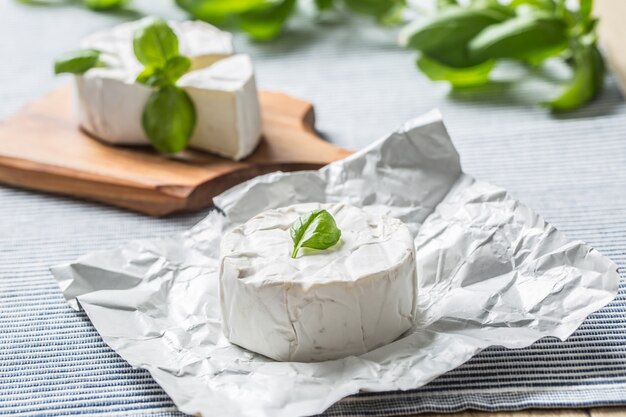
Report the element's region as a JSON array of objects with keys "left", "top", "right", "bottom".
[
  {"left": 175, "top": 0, "right": 295, "bottom": 40},
  {"left": 343, "top": 0, "right": 404, "bottom": 21},
  {"left": 237, "top": 0, "right": 296, "bottom": 40},
  {"left": 54, "top": 49, "right": 103, "bottom": 74},
  {"left": 437, "top": 0, "right": 458, "bottom": 9},
  {"left": 175, "top": 0, "right": 266, "bottom": 24},
  {"left": 400, "top": 6, "right": 510, "bottom": 55},
  {"left": 314, "top": 0, "right": 334, "bottom": 11},
  {"left": 579, "top": 0, "right": 593, "bottom": 22},
  {"left": 83, "top": 0, "right": 126, "bottom": 10},
  {"left": 469, "top": 14, "right": 567, "bottom": 61},
  {"left": 509, "top": 0, "right": 556, "bottom": 11},
  {"left": 545, "top": 41, "right": 604, "bottom": 111},
  {"left": 417, "top": 55, "right": 495, "bottom": 88}
]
